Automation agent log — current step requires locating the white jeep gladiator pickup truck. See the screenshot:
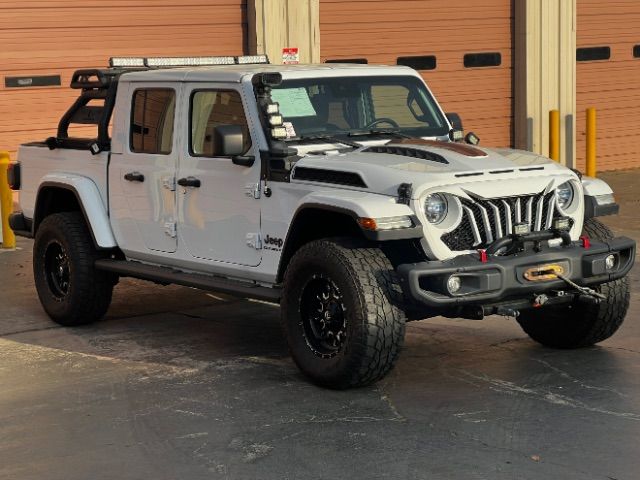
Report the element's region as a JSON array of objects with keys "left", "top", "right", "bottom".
[{"left": 8, "top": 55, "right": 635, "bottom": 389}]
